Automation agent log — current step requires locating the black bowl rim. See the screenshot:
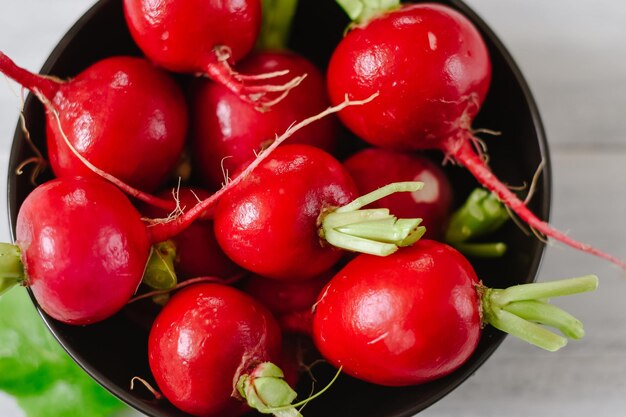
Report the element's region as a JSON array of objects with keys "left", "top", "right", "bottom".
[{"left": 5, "top": 0, "right": 552, "bottom": 416}]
